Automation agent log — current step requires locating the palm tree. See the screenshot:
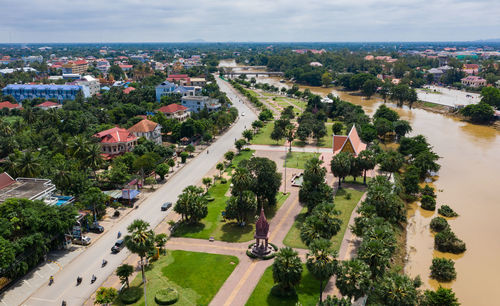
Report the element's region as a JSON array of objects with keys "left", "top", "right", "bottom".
[
  {"left": 216, "top": 162, "right": 224, "bottom": 178},
  {"left": 272, "top": 247, "right": 303, "bottom": 293},
  {"left": 306, "top": 239, "right": 338, "bottom": 303},
  {"left": 124, "top": 219, "right": 155, "bottom": 285},
  {"left": 68, "top": 135, "right": 90, "bottom": 160},
  {"left": 16, "top": 150, "right": 42, "bottom": 178},
  {"left": 202, "top": 177, "right": 212, "bottom": 193},
  {"left": 85, "top": 143, "right": 103, "bottom": 176},
  {"left": 0, "top": 118, "right": 13, "bottom": 137},
  {"left": 116, "top": 264, "right": 134, "bottom": 288}
]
